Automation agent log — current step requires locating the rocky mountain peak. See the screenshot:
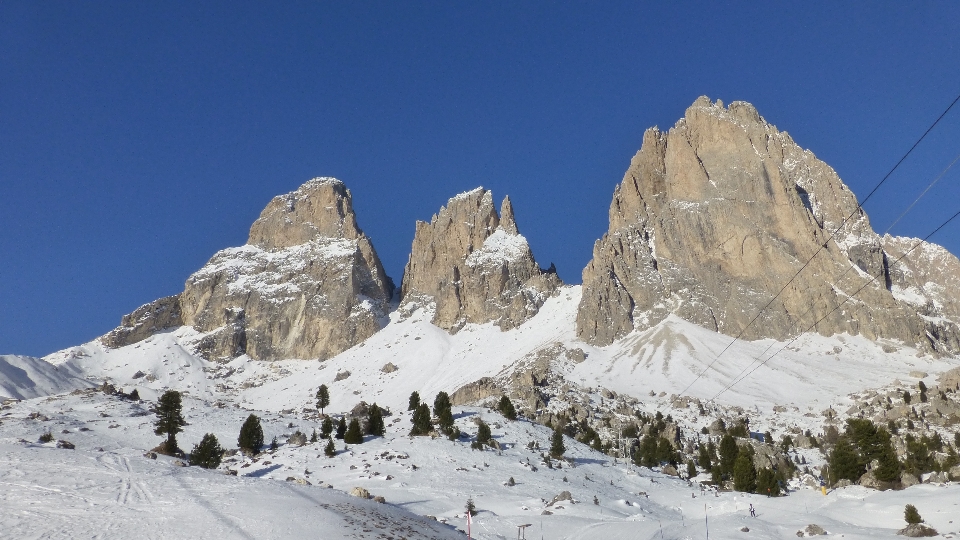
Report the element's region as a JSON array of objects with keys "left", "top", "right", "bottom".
[
  {"left": 401, "top": 188, "right": 561, "bottom": 332},
  {"left": 247, "top": 177, "right": 362, "bottom": 250},
  {"left": 577, "top": 97, "right": 960, "bottom": 354},
  {"left": 104, "top": 177, "right": 394, "bottom": 361}
]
